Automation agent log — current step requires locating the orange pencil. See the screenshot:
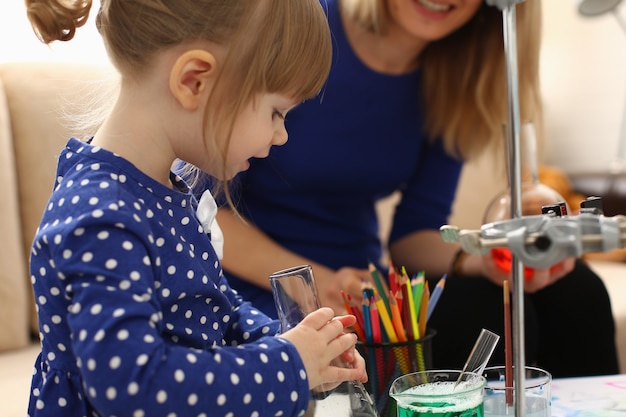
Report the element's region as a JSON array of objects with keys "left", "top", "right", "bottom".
[
  {"left": 341, "top": 290, "right": 366, "bottom": 341},
  {"left": 347, "top": 293, "right": 365, "bottom": 335},
  {"left": 394, "top": 288, "right": 404, "bottom": 317},
  {"left": 389, "top": 296, "right": 407, "bottom": 342}
]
